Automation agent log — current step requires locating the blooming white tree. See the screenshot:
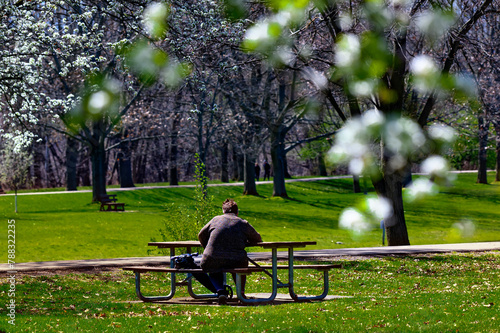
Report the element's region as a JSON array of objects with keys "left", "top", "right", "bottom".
[
  {"left": 239, "top": 0, "right": 494, "bottom": 245},
  {"left": 0, "top": 141, "right": 33, "bottom": 213},
  {"left": 0, "top": 1, "right": 189, "bottom": 201}
]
